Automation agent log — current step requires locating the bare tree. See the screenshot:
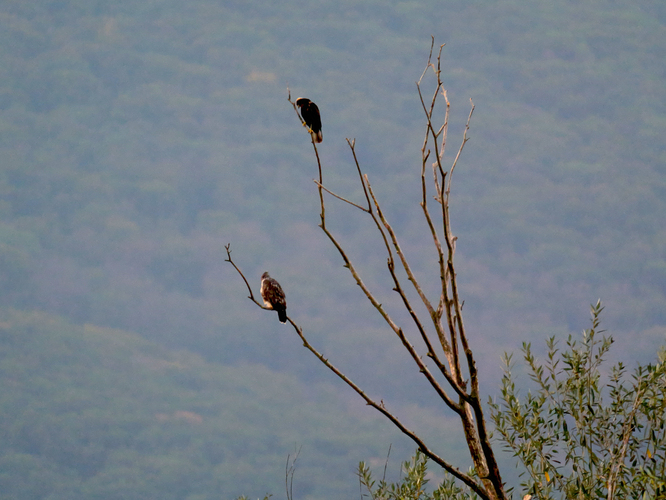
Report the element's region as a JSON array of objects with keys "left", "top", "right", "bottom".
[{"left": 226, "top": 39, "right": 507, "bottom": 500}]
